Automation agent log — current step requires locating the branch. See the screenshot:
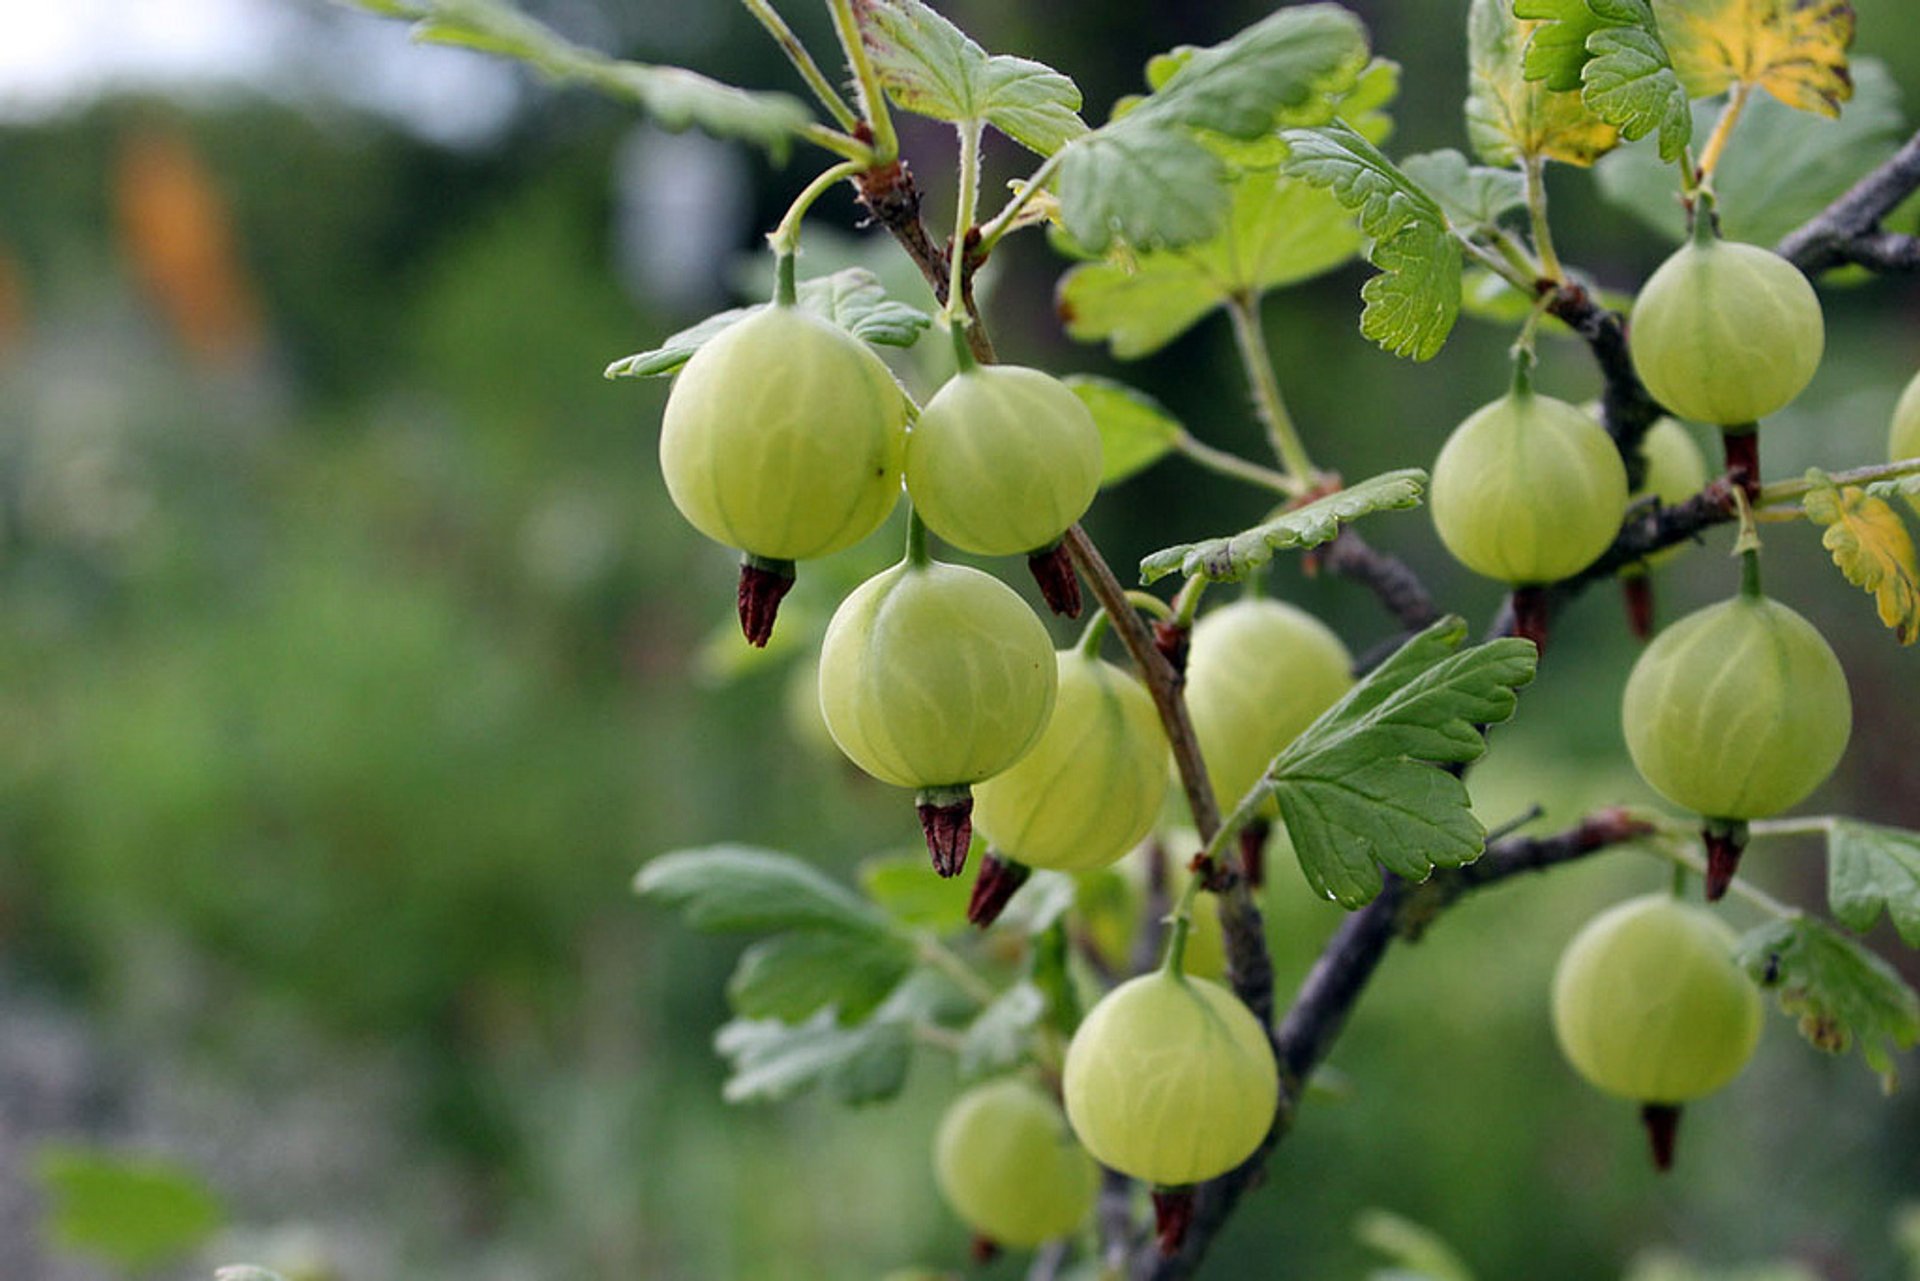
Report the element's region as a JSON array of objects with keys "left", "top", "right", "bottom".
[
  {"left": 1314, "top": 528, "right": 1442, "bottom": 633},
  {"left": 1777, "top": 128, "right": 1920, "bottom": 276},
  {"left": 1137, "top": 809, "right": 1655, "bottom": 1279},
  {"left": 1544, "top": 281, "right": 1664, "bottom": 489}
]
